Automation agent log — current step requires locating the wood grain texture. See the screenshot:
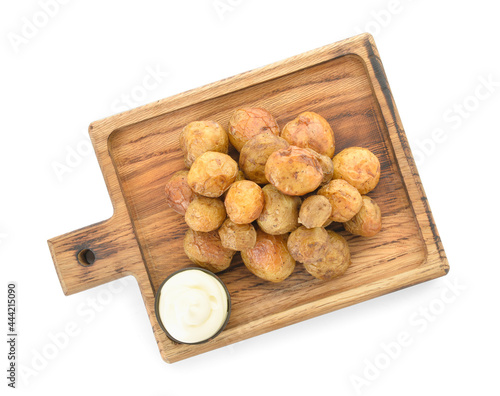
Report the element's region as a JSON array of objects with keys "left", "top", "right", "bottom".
[{"left": 47, "top": 34, "right": 449, "bottom": 363}]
